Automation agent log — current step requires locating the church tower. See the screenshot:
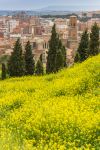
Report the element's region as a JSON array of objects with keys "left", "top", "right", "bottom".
[
  {"left": 30, "top": 16, "right": 42, "bottom": 38},
  {"left": 67, "top": 16, "right": 78, "bottom": 51}
]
